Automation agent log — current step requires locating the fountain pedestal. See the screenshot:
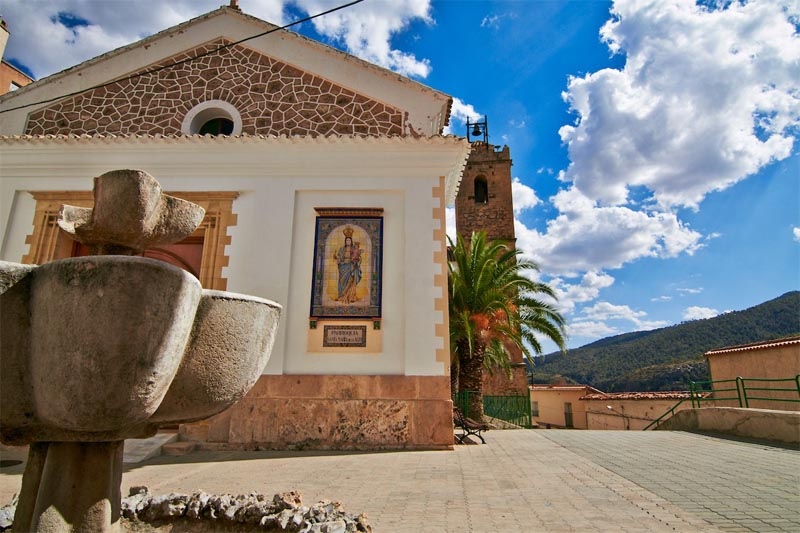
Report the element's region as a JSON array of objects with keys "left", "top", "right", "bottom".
[{"left": 19, "top": 442, "right": 124, "bottom": 533}]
